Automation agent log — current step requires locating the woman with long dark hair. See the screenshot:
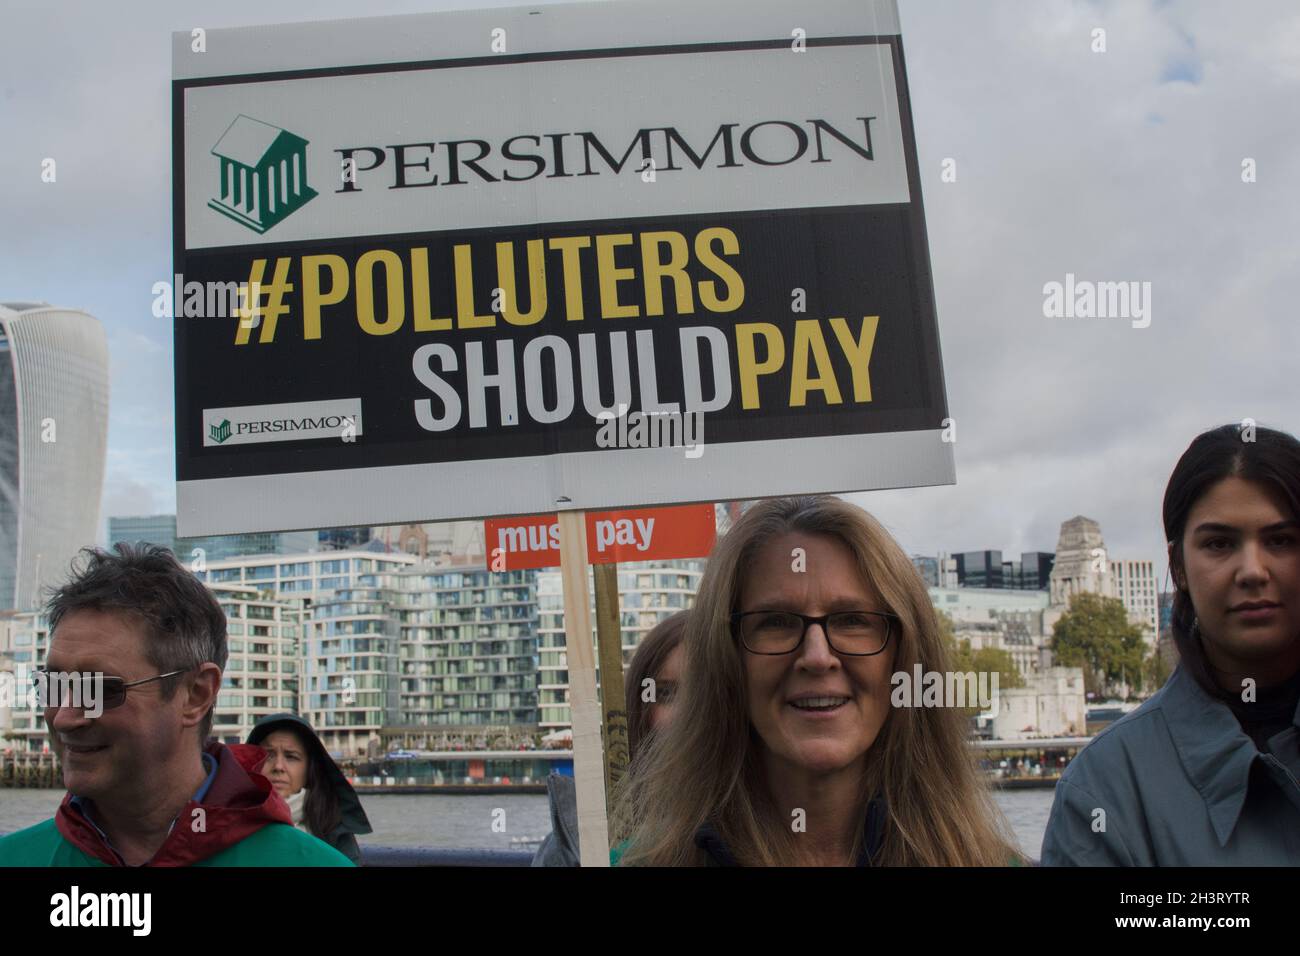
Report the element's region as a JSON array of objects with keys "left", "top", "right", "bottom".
[
  {"left": 624, "top": 610, "right": 689, "bottom": 761},
  {"left": 1042, "top": 423, "right": 1300, "bottom": 865},
  {"left": 532, "top": 611, "right": 689, "bottom": 867},
  {"left": 248, "top": 714, "right": 373, "bottom": 864}
]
